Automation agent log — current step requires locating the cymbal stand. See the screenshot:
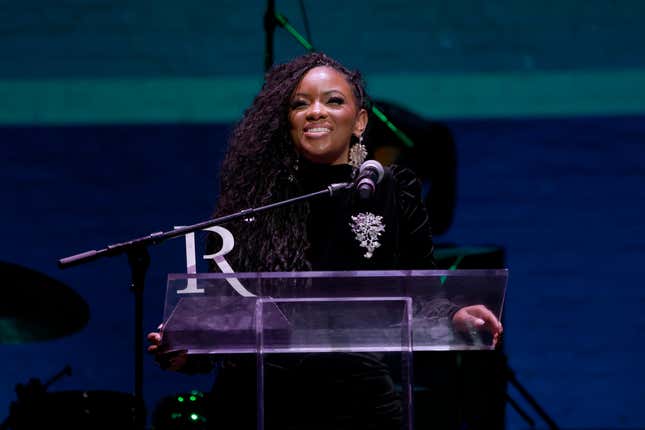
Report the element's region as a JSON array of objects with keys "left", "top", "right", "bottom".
[{"left": 0, "top": 365, "right": 72, "bottom": 430}]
